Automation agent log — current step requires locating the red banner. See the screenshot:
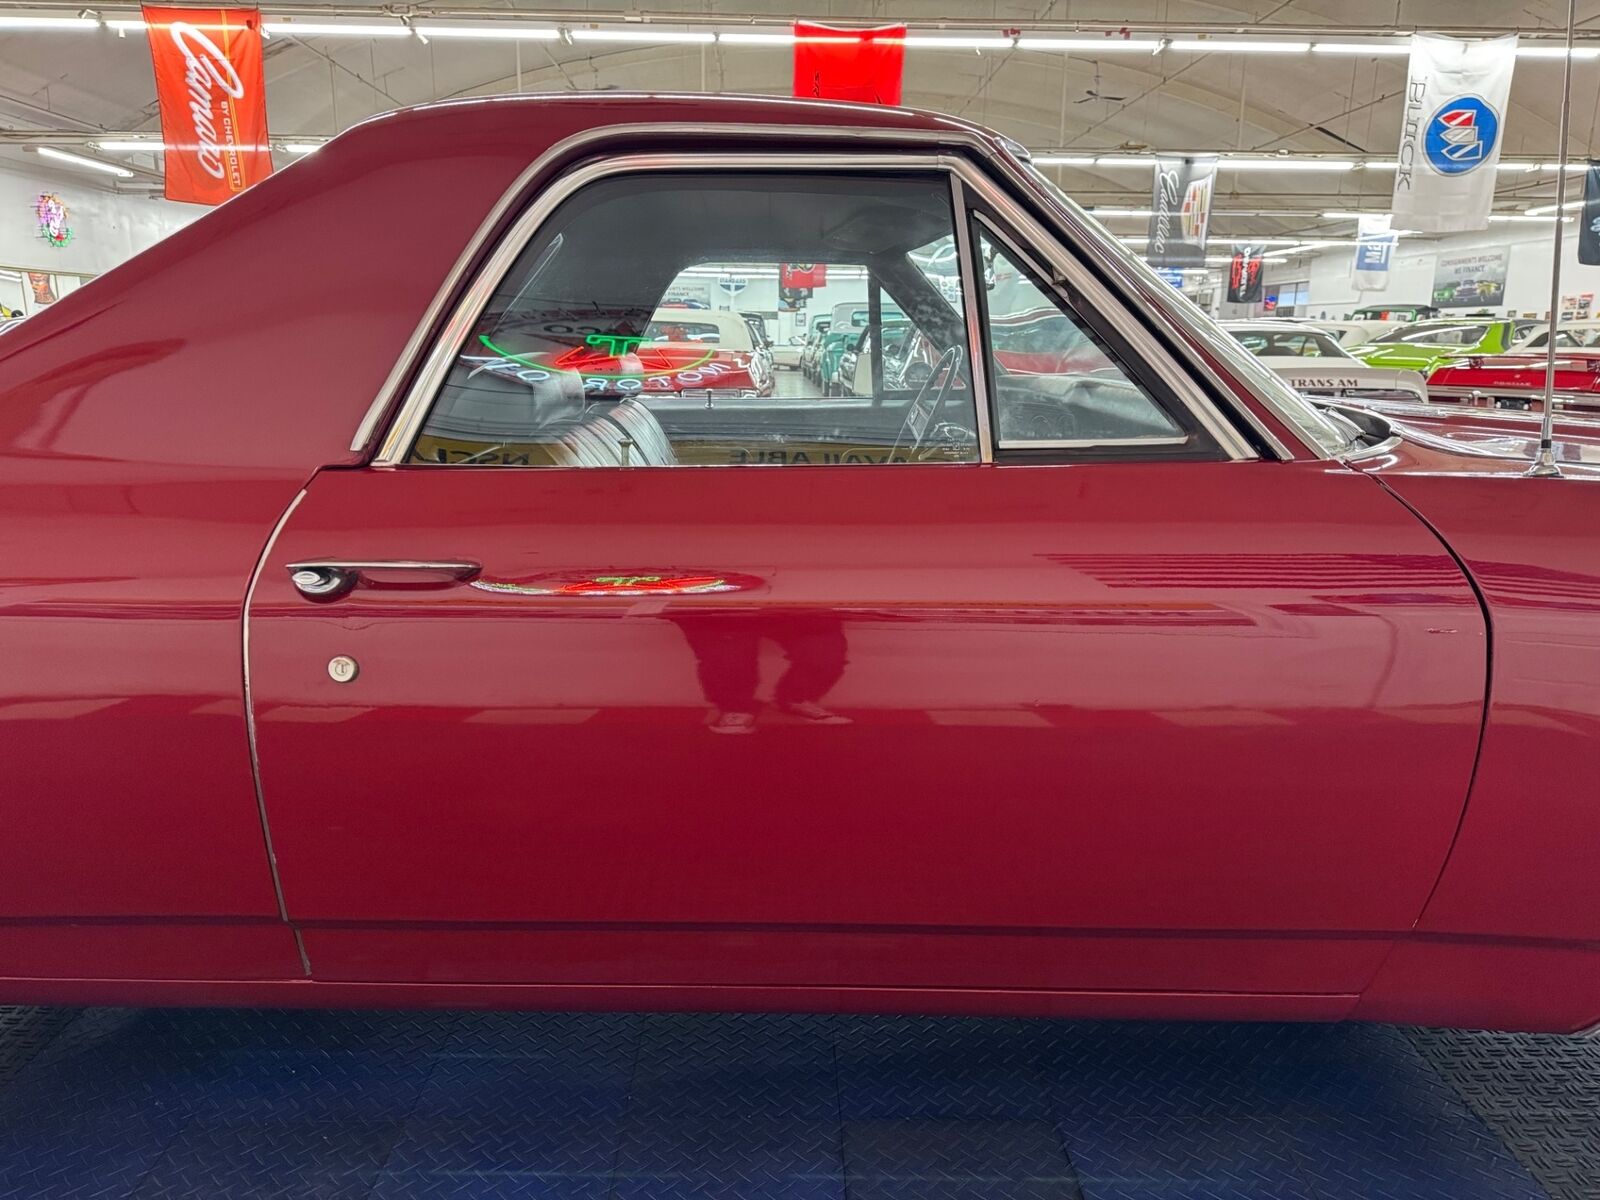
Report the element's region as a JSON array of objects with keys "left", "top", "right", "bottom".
[
  {"left": 793, "top": 22, "right": 906, "bottom": 106},
  {"left": 780, "top": 263, "right": 828, "bottom": 288},
  {"left": 143, "top": 6, "right": 272, "bottom": 205}
]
